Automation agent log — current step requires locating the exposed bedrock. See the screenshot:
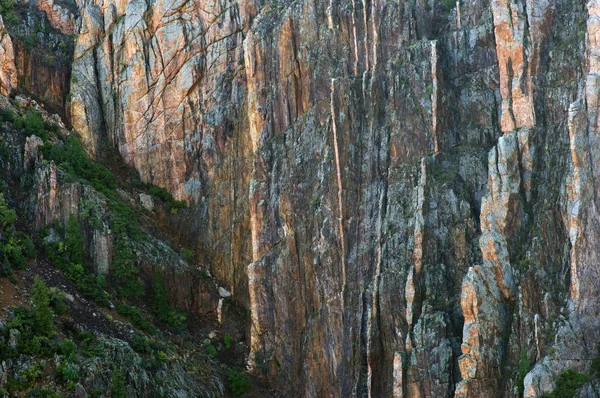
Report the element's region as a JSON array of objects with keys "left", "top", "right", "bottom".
[{"left": 3, "top": 0, "right": 599, "bottom": 395}]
